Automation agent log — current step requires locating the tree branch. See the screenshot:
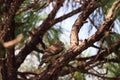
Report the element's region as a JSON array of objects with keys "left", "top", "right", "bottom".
[
  {"left": 53, "top": 7, "right": 82, "bottom": 24},
  {"left": 15, "top": 0, "right": 65, "bottom": 69},
  {"left": 16, "top": 0, "right": 38, "bottom": 15},
  {"left": 38, "top": 0, "right": 120, "bottom": 80},
  {"left": 70, "top": 0, "right": 100, "bottom": 46},
  {"left": 86, "top": 71, "right": 120, "bottom": 80}
]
